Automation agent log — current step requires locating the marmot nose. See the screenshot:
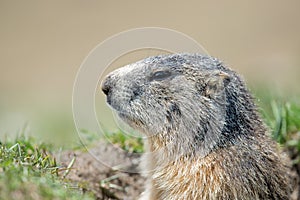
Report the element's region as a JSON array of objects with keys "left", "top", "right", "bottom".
[
  {"left": 101, "top": 80, "right": 111, "bottom": 96},
  {"left": 102, "top": 74, "right": 113, "bottom": 95}
]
